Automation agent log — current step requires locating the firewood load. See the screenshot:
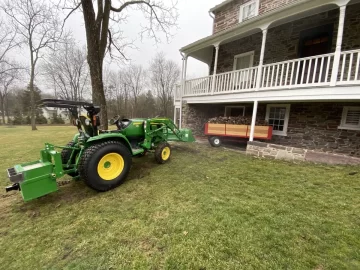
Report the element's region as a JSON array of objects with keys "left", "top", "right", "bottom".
[{"left": 208, "top": 116, "right": 268, "bottom": 126}]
